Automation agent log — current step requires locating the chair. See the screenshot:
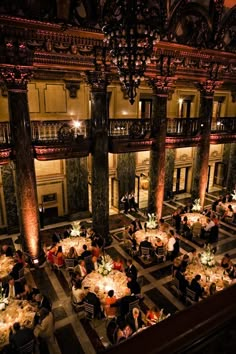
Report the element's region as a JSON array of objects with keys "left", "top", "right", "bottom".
[
  {"left": 186, "top": 287, "right": 198, "bottom": 304},
  {"left": 52, "top": 255, "right": 64, "bottom": 271},
  {"left": 18, "top": 339, "right": 35, "bottom": 354},
  {"left": 155, "top": 246, "right": 166, "bottom": 262},
  {"left": 84, "top": 302, "right": 95, "bottom": 320},
  {"left": 140, "top": 247, "right": 151, "bottom": 259},
  {"left": 71, "top": 293, "right": 85, "bottom": 315},
  {"left": 15, "top": 267, "right": 25, "bottom": 283},
  {"left": 65, "top": 258, "right": 76, "bottom": 272},
  {"left": 128, "top": 298, "right": 140, "bottom": 312}
]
